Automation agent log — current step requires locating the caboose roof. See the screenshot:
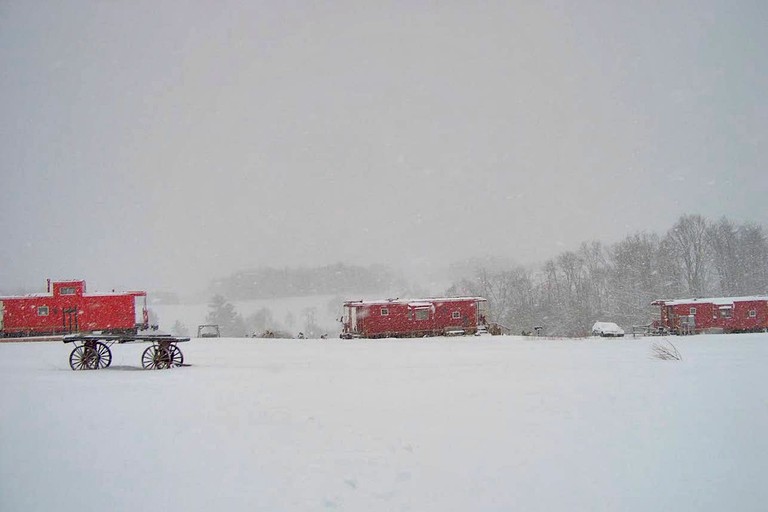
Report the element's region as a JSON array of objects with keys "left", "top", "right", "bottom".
[
  {"left": 86, "top": 291, "right": 145, "bottom": 297},
  {"left": 653, "top": 296, "right": 768, "bottom": 306},
  {"left": 344, "top": 297, "right": 486, "bottom": 306},
  {"left": 1, "top": 278, "right": 146, "bottom": 300},
  {"left": 0, "top": 292, "right": 50, "bottom": 300},
  {"left": 0, "top": 291, "right": 142, "bottom": 300},
  {"left": 407, "top": 301, "right": 434, "bottom": 308}
]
